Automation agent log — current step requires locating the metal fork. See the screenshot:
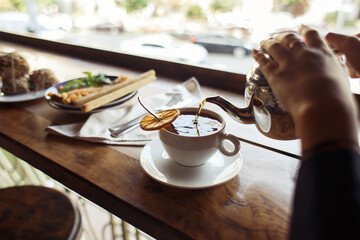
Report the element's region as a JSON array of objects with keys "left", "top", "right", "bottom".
[{"left": 109, "top": 92, "right": 184, "bottom": 137}]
